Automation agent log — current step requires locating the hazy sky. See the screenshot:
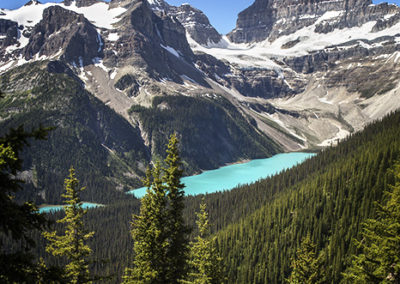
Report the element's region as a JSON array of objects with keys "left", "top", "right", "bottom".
[{"left": 1, "top": 0, "right": 399, "bottom": 34}]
